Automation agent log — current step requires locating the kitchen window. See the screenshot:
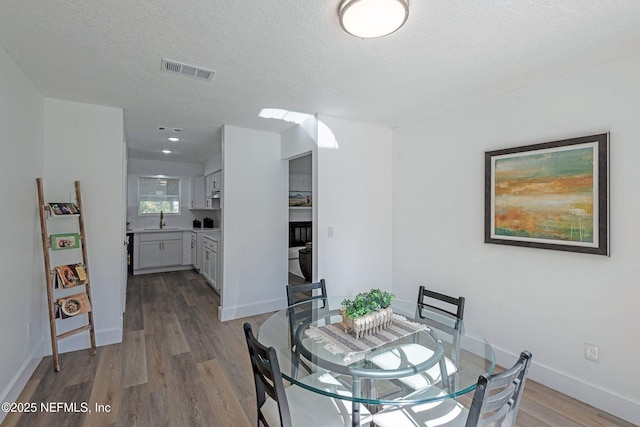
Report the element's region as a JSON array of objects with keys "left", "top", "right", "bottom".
[{"left": 138, "top": 177, "right": 181, "bottom": 215}]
